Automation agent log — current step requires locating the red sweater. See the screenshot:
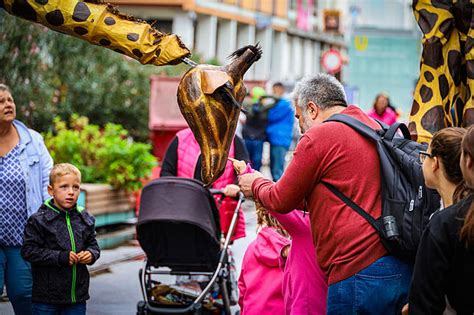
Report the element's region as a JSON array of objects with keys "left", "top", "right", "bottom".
[{"left": 252, "top": 105, "right": 387, "bottom": 285}]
